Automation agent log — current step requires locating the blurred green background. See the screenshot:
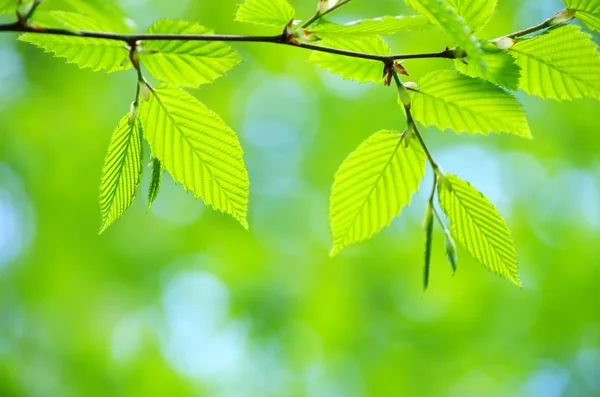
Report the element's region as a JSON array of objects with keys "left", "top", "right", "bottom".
[{"left": 1, "top": 0, "right": 599, "bottom": 396}]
